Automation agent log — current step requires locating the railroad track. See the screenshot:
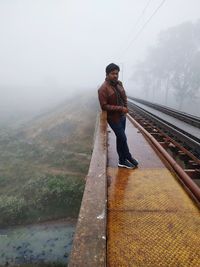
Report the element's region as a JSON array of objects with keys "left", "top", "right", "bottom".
[
  {"left": 127, "top": 98, "right": 200, "bottom": 195},
  {"left": 128, "top": 96, "right": 200, "bottom": 128}
]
